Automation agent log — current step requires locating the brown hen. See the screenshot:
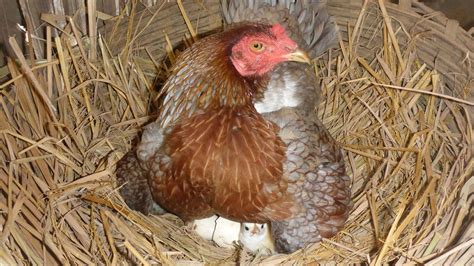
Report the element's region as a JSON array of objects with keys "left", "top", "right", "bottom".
[
  {"left": 117, "top": 0, "right": 352, "bottom": 254},
  {"left": 117, "top": 22, "right": 310, "bottom": 222}
]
